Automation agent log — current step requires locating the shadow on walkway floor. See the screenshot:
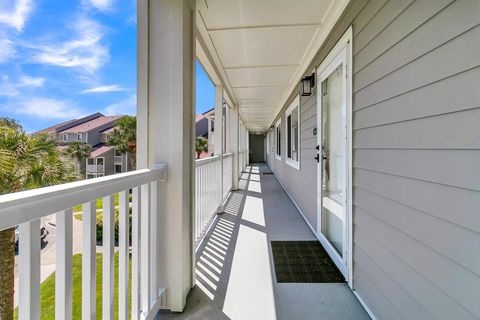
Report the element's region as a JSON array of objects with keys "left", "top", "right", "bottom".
[{"left": 157, "top": 164, "right": 369, "bottom": 320}]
